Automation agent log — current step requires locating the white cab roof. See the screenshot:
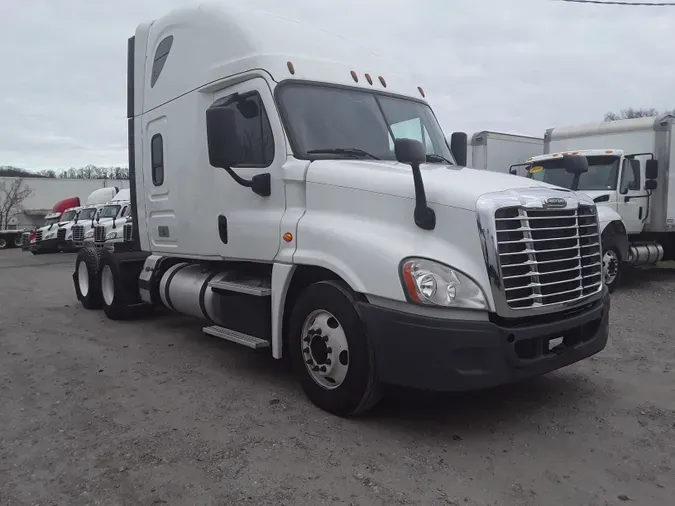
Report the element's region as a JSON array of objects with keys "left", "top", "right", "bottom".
[
  {"left": 138, "top": 2, "right": 427, "bottom": 114},
  {"left": 529, "top": 149, "right": 625, "bottom": 162}
]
